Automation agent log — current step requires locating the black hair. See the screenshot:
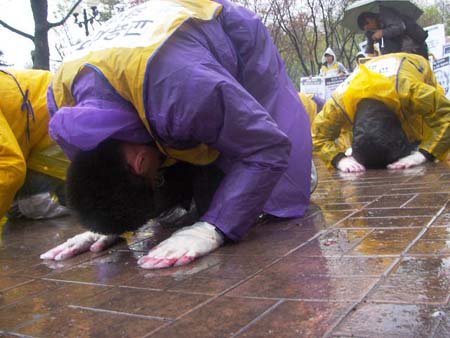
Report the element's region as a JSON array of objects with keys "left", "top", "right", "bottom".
[
  {"left": 66, "top": 138, "right": 227, "bottom": 234},
  {"left": 323, "top": 53, "right": 334, "bottom": 64},
  {"left": 357, "top": 12, "right": 378, "bottom": 30},
  {"left": 352, "top": 99, "right": 414, "bottom": 169},
  {"left": 355, "top": 53, "right": 366, "bottom": 66},
  {"left": 66, "top": 139, "right": 157, "bottom": 235}
]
